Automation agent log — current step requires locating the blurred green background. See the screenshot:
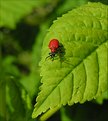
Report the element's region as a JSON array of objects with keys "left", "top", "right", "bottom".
[{"left": 0, "top": 0, "right": 108, "bottom": 121}]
